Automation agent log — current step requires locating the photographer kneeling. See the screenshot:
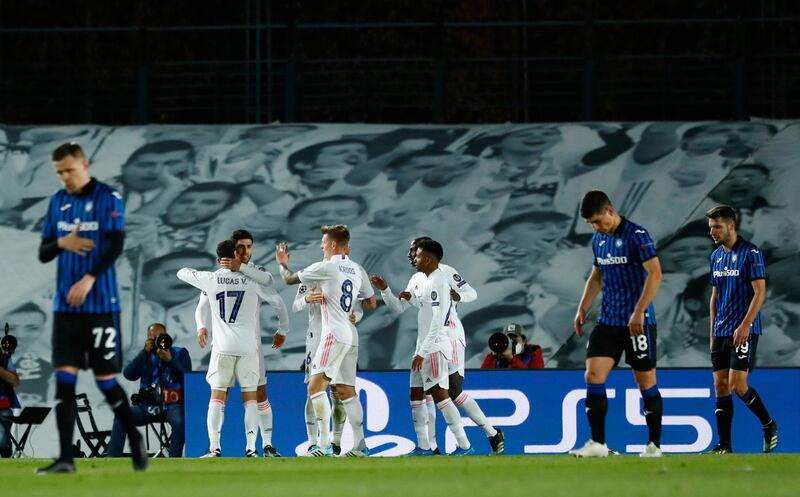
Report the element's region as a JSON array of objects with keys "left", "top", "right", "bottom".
[
  {"left": 481, "top": 324, "right": 544, "bottom": 369},
  {"left": 107, "top": 323, "right": 191, "bottom": 458}
]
